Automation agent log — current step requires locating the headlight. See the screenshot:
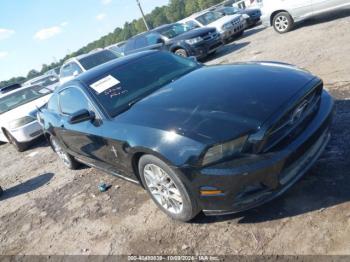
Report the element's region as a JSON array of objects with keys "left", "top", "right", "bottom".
[
  {"left": 185, "top": 37, "right": 203, "bottom": 45},
  {"left": 240, "top": 15, "right": 245, "bottom": 22},
  {"left": 222, "top": 23, "right": 233, "bottom": 30},
  {"left": 242, "top": 14, "right": 250, "bottom": 19},
  {"left": 9, "top": 116, "right": 36, "bottom": 129},
  {"left": 202, "top": 136, "right": 247, "bottom": 166}
]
